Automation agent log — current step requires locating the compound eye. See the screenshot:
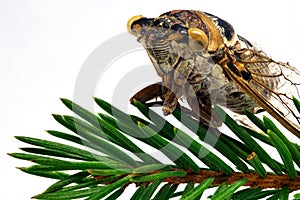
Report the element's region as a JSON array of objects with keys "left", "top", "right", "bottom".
[
  {"left": 188, "top": 28, "right": 209, "bottom": 50},
  {"left": 127, "top": 15, "right": 144, "bottom": 35}
]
